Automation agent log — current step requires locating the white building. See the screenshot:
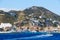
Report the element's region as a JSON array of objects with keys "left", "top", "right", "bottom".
[{"left": 0, "top": 23, "right": 12, "bottom": 28}]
